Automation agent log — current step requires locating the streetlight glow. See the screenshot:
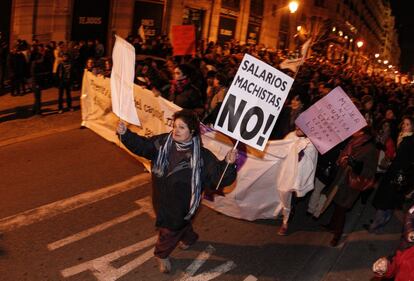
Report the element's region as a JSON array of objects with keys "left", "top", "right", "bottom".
[
  {"left": 297, "top": 25, "right": 302, "bottom": 31},
  {"left": 356, "top": 40, "right": 364, "bottom": 48},
  {"left": 375, "top": 53, "right": 379, "bottom": 58},
  {"left": 288, "top": 1, "right": 299, "bottom": 13},
  {"left": 383, "top": 60, "right": 389, "bottom": 65}
]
